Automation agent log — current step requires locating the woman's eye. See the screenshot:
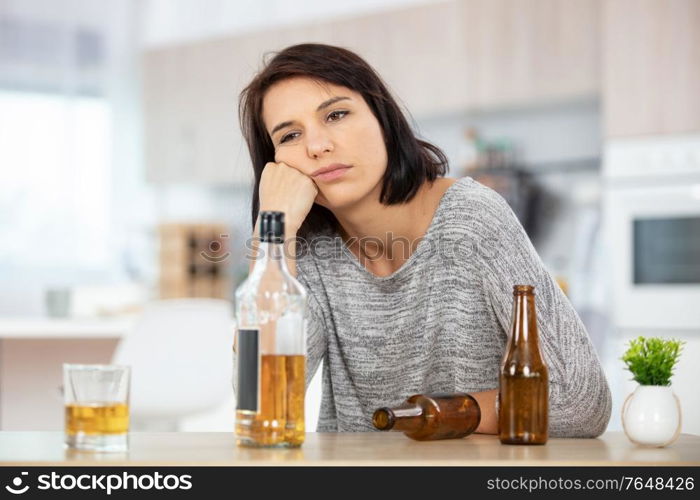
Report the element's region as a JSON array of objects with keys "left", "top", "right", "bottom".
[
  {"left": 327, "top": 110, "right": 348, "bottom": 122},
  {"left": 280, "top": 132, "right": 299, "bottom": 144},
  {"left": 278, "top": 111, "right": 347, "bottom": 145}
]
